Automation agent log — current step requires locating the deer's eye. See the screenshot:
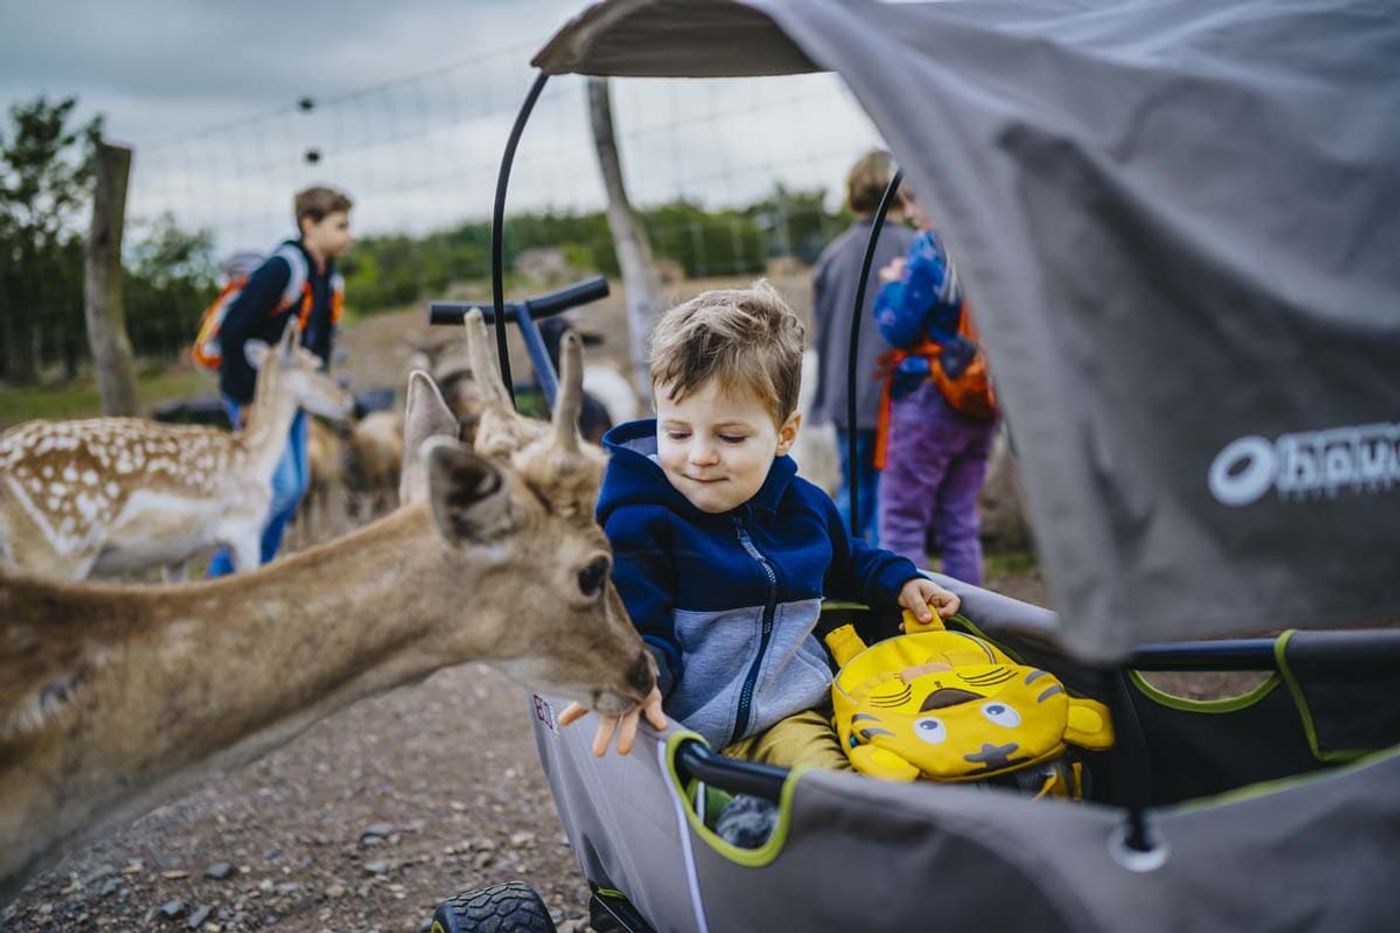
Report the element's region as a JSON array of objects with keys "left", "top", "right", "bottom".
[{"left": 577, "top": 556, "right": 610, "bottom": 598}]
